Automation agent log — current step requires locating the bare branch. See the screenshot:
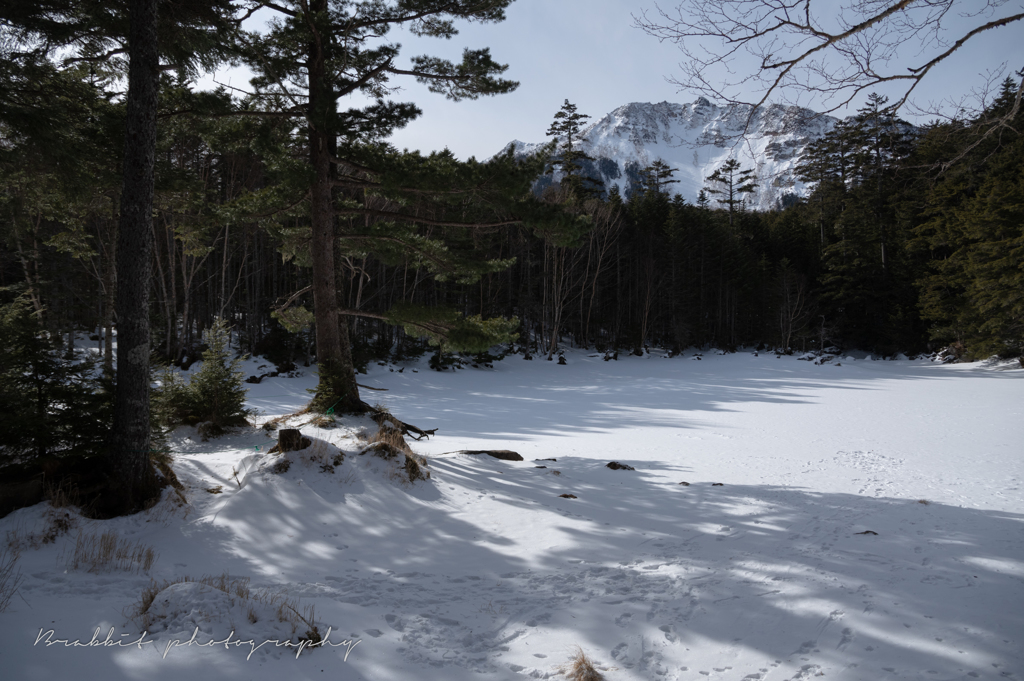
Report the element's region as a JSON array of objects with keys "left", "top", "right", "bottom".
[
  {"left": 257, "top": 1, "right": 299, "bottom": 18},
  {"left": 62, "top": 47, "right": 128, "bottom": 65},
  {"left": 273, "top": 285, "right": 312, "bottom": 315},
  {"left": 635, "top": 0, "right": 1024, "bottom": 133}
]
